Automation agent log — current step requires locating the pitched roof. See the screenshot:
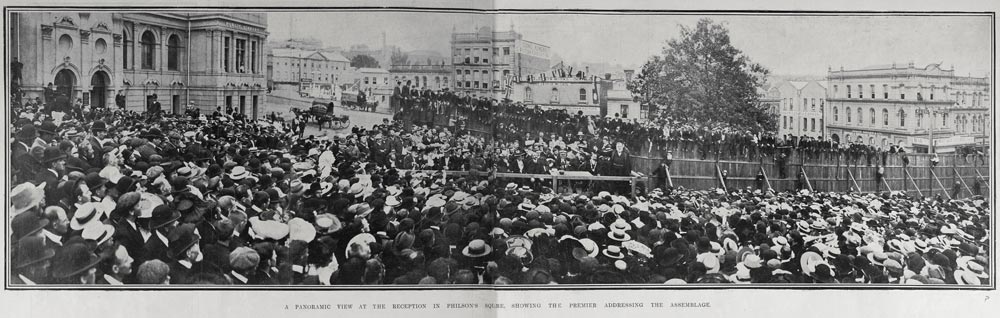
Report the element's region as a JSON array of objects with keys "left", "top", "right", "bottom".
[
  {"left": 270, "top": 49, "right": 350, "bottom": 63},
  {"left": 788, "top": 81, "right": 809, "bottom": 90},
  {"left": 356, "top": 67, "right": 390, "bottom": 74}
]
